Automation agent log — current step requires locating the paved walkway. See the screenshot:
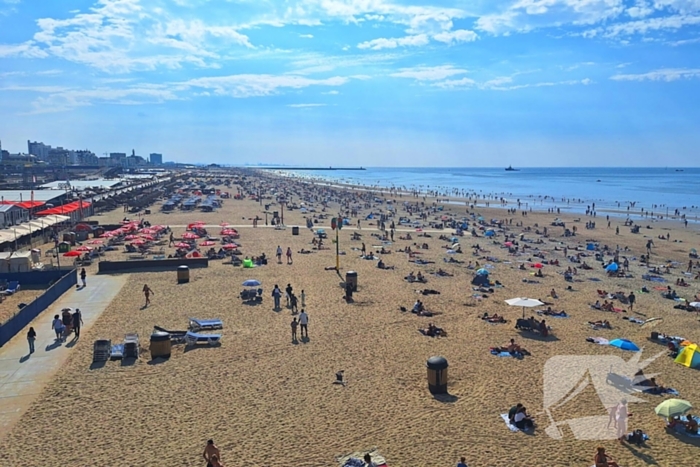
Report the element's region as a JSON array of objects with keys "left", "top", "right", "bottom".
[{"left": 0, "top": 275, "right": 126, "bottom": 437}]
